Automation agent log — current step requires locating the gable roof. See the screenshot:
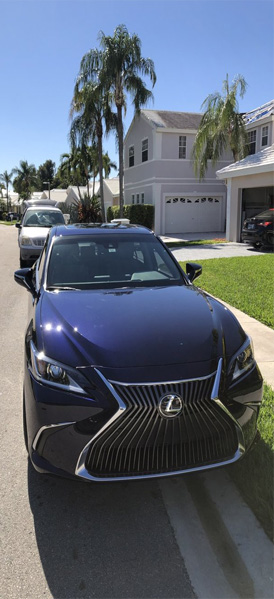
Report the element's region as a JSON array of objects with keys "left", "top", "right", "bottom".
[
  {"left": 141, "top": 109, "right": 202, "bottom": 130},
  {"left": 104, "top": 177, "right": 119, "bottom": 195},
  {"left": 216, "top": 143, "right": 274, "bottom": 179},
  {"left": 244, "top": 100, "right": 274, "bottom": 125}
]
